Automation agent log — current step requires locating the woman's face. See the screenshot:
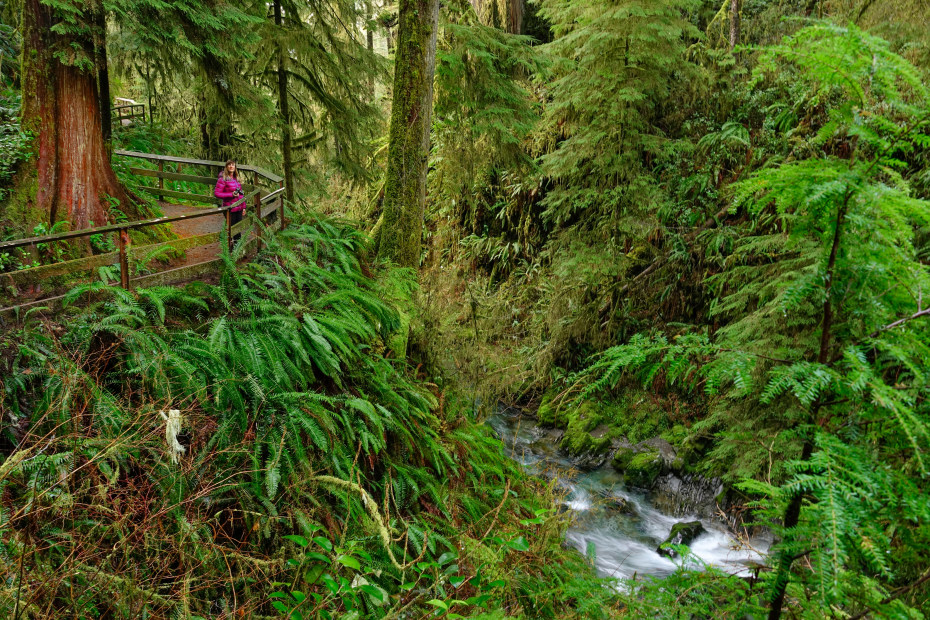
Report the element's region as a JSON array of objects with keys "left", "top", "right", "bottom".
[{"left": 227, "top": 162, "right": 237, "bottom": 174}]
